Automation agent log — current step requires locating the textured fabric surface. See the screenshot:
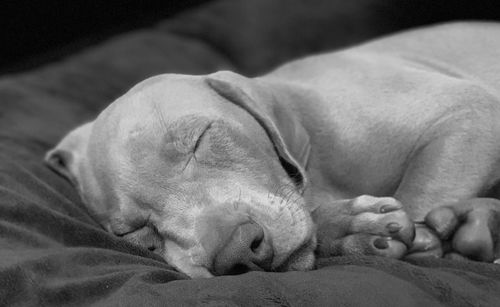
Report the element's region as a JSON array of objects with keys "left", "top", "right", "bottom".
[{"left": 1, "top": 0, "right": 500, "bottom": 306}]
